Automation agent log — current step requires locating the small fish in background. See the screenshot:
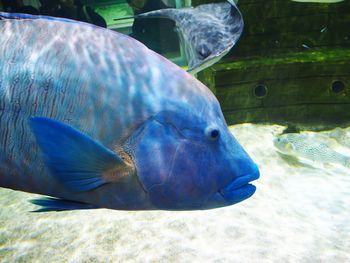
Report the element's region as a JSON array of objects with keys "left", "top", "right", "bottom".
[
  {"left": 322, "top": 127, "right": 350, "bottom": 148},
  {"left": 273, "top": 133, "right": 350, "bottom": 168},
  {"left": 0, "top": 12, "right": 259, "bottom": 212},
  {"left": 135, "top": 0, "right": 244, "bottom": 74}
]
